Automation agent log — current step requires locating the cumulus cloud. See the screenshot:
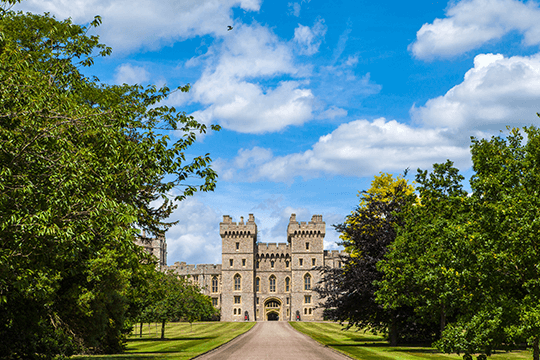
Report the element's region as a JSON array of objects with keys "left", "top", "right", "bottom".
[
  {"left": 113, "top": 63, "right": 150, "bottom": 85},
  {"left": 14, "top": 0, "right": 261, "bottom": 53},
  {"left": 293, "top": 18, "right": 327, "bottom": 55},
  {"left": 288, "top": 0, "right": 310, "bottom": 17},
  {"left": 189, "top": 24, "right": 315, "bottom": 133},
  {"left": 410, "top": 0, "right": 540, "bottom": 59},
  {"left": 165, "top": 197, "right": 222, "bottom": 265},
  {"left": 412, "top": 53, "right": 540, "bottom": 130},
  {"left": 223, "top": 118, "right": 471, "bottom": 182}
]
